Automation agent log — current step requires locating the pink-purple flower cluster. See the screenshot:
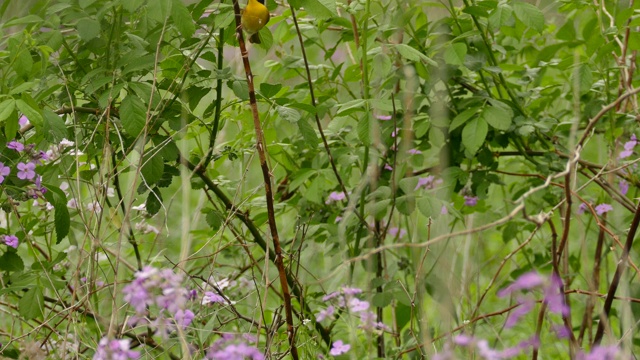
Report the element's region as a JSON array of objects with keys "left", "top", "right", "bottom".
[
  {"left": 93, "top": 337, "right": 139, "bottom": 360},
  {"left": 434, "top": 334, "right": 539, "bottom": 359},
  {"left": 1, "top": 139, "right": 50, "bottom": 199},
  {"left": 414, "top": 175, "right": 442, "bottom": 191},
  {"left": 206, "top": 334, "right": 263, "bottom": 360},
  {"left": 497, "top": 271, "right": 569, "bottom": 327},
  {"left": 315, "top": 286, "right": 391, "bottom": 356},
  {"left": 325, "top": 191, "right": 346, "bottom": 204},
  {"left": 464, "top": 195, "right": 478, "bottom": 207},
  {"left": 619, "top": 134, "right": 637, "bottom": 159},
  {"left": 3, "top": 234, "right": 18, "bottom": 248},
  {"left": 121, "top": 267, "right": 194, "bottom": 334}
]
